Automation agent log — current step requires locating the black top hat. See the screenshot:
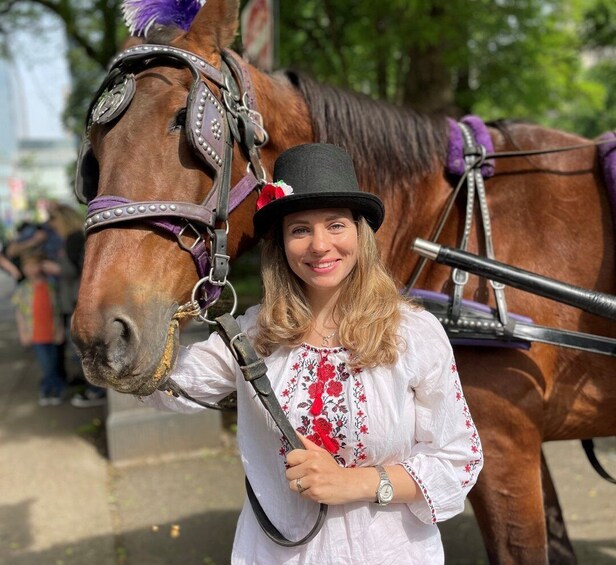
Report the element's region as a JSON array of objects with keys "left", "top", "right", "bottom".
[{"left": 253, "top": 143, "right": 385, "bottom": 235}]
